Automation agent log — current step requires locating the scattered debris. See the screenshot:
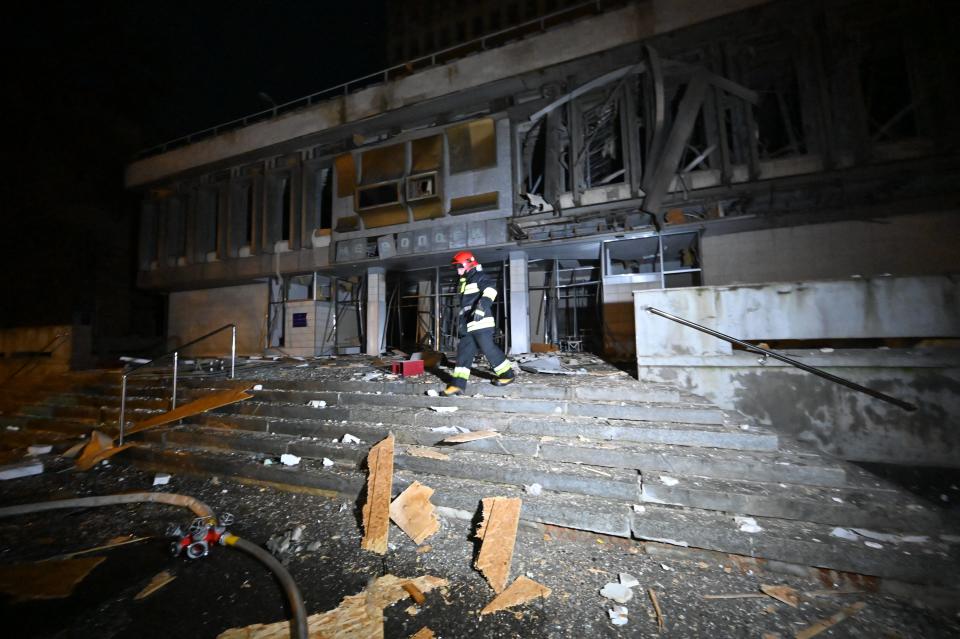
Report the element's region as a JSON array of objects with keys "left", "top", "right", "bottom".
[
  {"left": 402, "top": 581, "right": 427, "bottom": 605},
  {"left": 659, "top": 475, "right": 679, "bottom": 486},
  {"left": 481, "top": 575, "right": 552, "bottom": 615},
  {"left": 851, "top": 529, "right": 929, "bottom": 544},
  {"left": 0, "top": 460, "right": 44, "bottom": 480},
  {"left": 0, "top": 557, "right": 105, "bottom": 601},
  {"left": 75, "top": 430, "right": 133, "bottom": 471},
  {"left": 735, "top": 516, "right": 763, "bottom": 533},
  {"left": 322, "top": 458, "right": 335, "bottom": 467},
  {"left": 280, "top": 454, "right": 301, "bottom": 466},
  {"left": 152, "top": 473, "right": 172, "bottom": 486},
  {"left": 405, "top": 446, "right": 450, "bottom": 461},
  {"left": 475, "top": 497, "right": 522, "bottom": 593},
  {"left": 648, "top": 587, "right": 665, "bottom": 631},
  {"left": 26, "top": 444, "right": 52, "bottom": 456},
  {"left": 425, "top": 389, "right": 440, "bottom": 397},
  {"left": 794, "top": 601, "right": 867, "bottom": 639},
  {"left": 428, "top": 405, "right": 458, "bottom": 413},
  {"left": 361, "top": 434, "right": 395, "bottom": 554},
  {"left": 600, "top": 582, "right": 634, "bottom": 604},
  {"left": 760, "top": 584, "right": 800, "bottom": 607},
  {"left": 409, "top": 627, "right": 435, "bottom": 639},
  {"left": 524, "top": 483, "right": 542, "bottom": 496},
  {"left": 134, "top": 570, "right": 176, "bottom": 600},
  {"left": 341, "top": 434, "right": 362, "bottom": 444},
  {"left": 442, "top": 430, "right": 500, "bottom": 443},
  {"left": 619, "top": 573, "right": 639, "bottom": 589},
  {"left": 660, "top": 563, "right": 673, "bottom": 571},
  {"left": 127, "top": 385, "right": 255, "bottom": 435},
  {"left": 430, "top": 425, "right": 468, "bottom": 434},
  {"left": 830, "top": 527, "right": 859, "bottom": 541},
  {"left": 519, "top": 356, "right": 580, "bottom": 375},
  {"left": 633, "top": 505, "right": 646, "bottom": 514},
  {"left": 389, "top": 481, "right": 440, "bottom": 545},
  {"left": 608, "top": 605, "right": 629, "bottom": 626},
  {"left": 307, "top": 400, "right": 327, "bottom": 408},
  {"left": 252, "top": 384, "right": 263, "bottom": 390},
  {"left": 217, "top": 574, "right": 447, "bottom": 639}
]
